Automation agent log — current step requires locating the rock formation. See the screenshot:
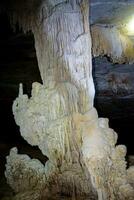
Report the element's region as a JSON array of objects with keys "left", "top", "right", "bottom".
[
  {"left": 91, "top": 24, "right": 134, "bottom": 64},
  {"left": 3, "top": 0, "right": 134, "bottom": 199}
]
